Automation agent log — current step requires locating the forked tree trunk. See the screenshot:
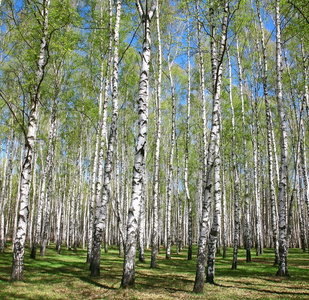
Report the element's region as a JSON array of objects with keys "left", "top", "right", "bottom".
[
  {"left": 193, "top": 0, "right": 228, "bottom": 292},
  {"left": 87, "top": 0, "right": 112, "bottom": 264},
  {"left": 121, "top": 0, "right": 157, "bottom": 288},
  {"left": 90, "top": 0, "right": 121, "bottom": 277}
]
